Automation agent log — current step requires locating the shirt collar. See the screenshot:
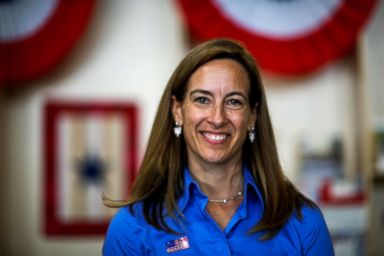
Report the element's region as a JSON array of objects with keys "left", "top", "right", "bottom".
[{"left": 178, "top": 165, "right": 265, "bottom": 213}]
